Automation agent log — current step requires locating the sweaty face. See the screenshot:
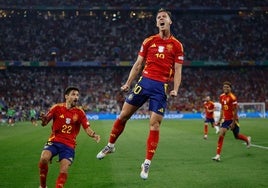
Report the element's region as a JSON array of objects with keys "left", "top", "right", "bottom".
[
  {"left": 66, "top": 90, "right": 79, "bottom": 107},
  {"left": 156, "top": 12, "right": 172, "bottom": 30}
]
